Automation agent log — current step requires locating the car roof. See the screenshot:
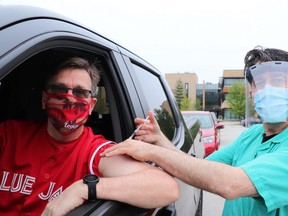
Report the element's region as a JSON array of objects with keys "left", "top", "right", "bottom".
[
  {"left": 0, "top": 5, "right": 120, "bottom": 47},
  {"left": 0, "top": 5, "right": 161, "bottom": 75},
  {"left": 0, "top": 5, "right": 73, "bottom": 28}
]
